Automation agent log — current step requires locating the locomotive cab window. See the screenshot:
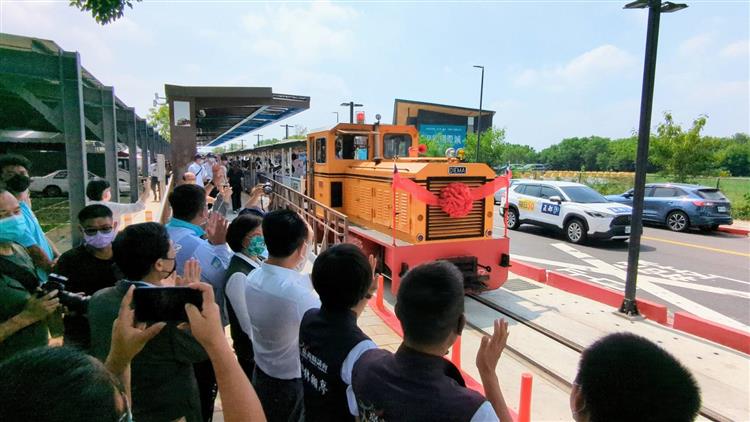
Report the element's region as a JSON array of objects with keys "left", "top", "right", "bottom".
[
  {"left": 383, "top": 134, "right": 412, "bottom": 158},
  {"left": 335, "top": 134, "right": 368, "bottom": 160},
  {"left": 315, "top": 138, "right": 327, "bottom": 163}
]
